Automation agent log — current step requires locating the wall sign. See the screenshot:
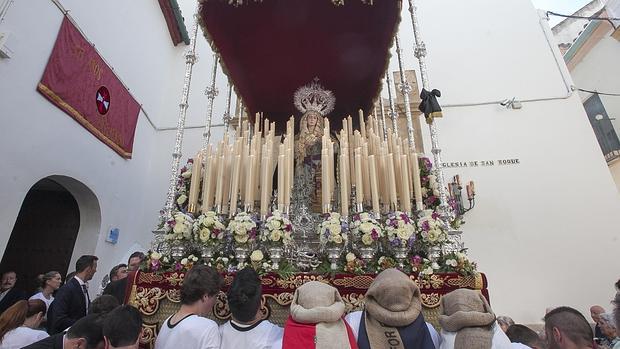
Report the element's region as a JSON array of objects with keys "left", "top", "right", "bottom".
[{"left": 442, "top": 158, "right": 521, "bottom": 168}]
